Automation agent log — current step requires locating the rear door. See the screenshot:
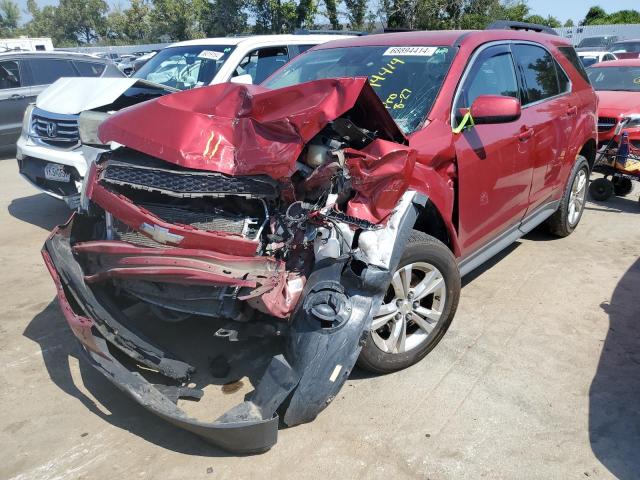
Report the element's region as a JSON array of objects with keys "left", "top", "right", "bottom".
[
  {"left": 0, "top": 58, "right": 32, "bottom": 146},
  {"left": 511, "top": 43, "right": 573, "bottom": 214},
  {"left": 231, "top": 46, "right": 290, "bottom": 84},
  {"left": 453, "top": 44, "right": 533, "bottom": 256}
]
